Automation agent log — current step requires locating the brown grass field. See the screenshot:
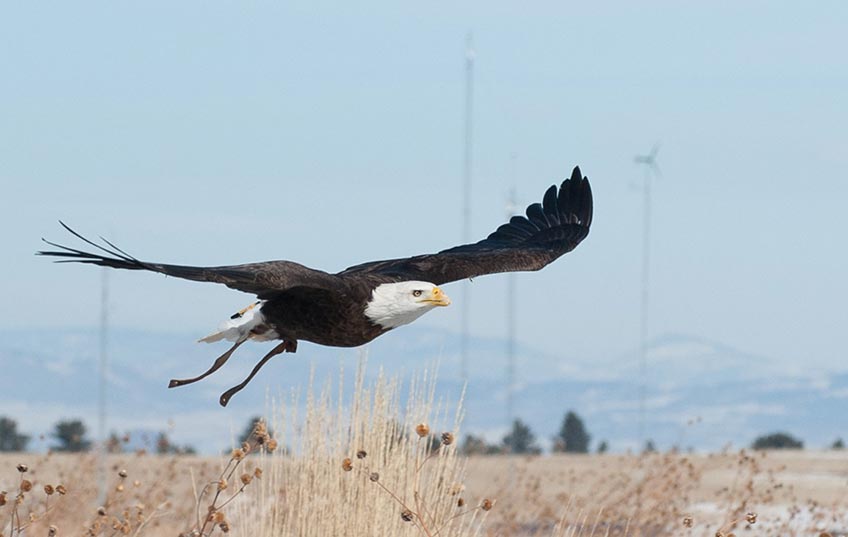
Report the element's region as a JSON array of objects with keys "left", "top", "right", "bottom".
[
  {"left": 2, "top": 450, "right": 847, "bottom": 536},
  {"left": 2, "top": 370, "right": 846, "bottom": 536}
]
